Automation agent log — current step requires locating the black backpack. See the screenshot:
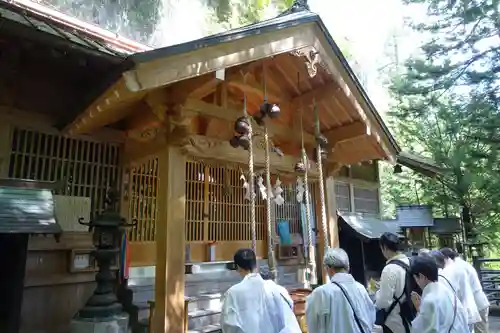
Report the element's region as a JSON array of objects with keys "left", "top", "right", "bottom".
[{"left": 376, "top": 259, "right": 419, "bottom": 333}]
